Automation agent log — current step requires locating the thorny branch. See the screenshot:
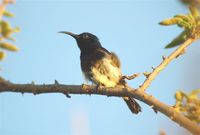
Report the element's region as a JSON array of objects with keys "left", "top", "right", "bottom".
[
  {"left": 138, "top": 38, "right": 195, "bottom": 91},
  {"left": 0, "top": 77, "right": 200, "bottom": 135}
]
